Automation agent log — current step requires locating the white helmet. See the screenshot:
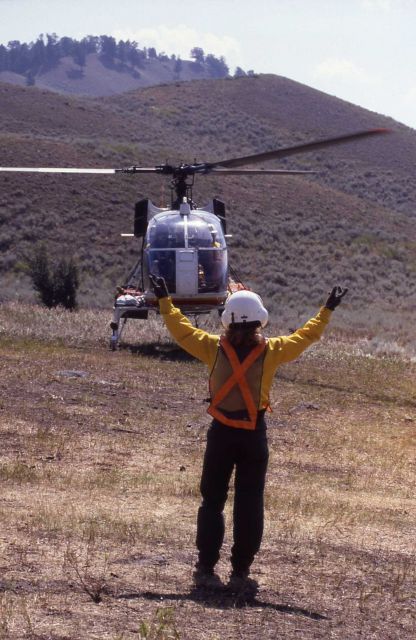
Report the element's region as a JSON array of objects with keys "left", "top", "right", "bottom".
[{"left": 221, "top": 290, "right": 268, "bottom": 329}]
